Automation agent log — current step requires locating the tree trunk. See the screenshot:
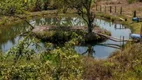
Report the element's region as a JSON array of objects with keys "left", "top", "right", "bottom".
[
  {"left": 87, "top": 12, "right": 94, "bottom": 33},
  {"left": 88, "top": 22, "right": 93, "bottom": 33},
  {"left": 44, "top": 2, "right": 48, "bottom": 10}
]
